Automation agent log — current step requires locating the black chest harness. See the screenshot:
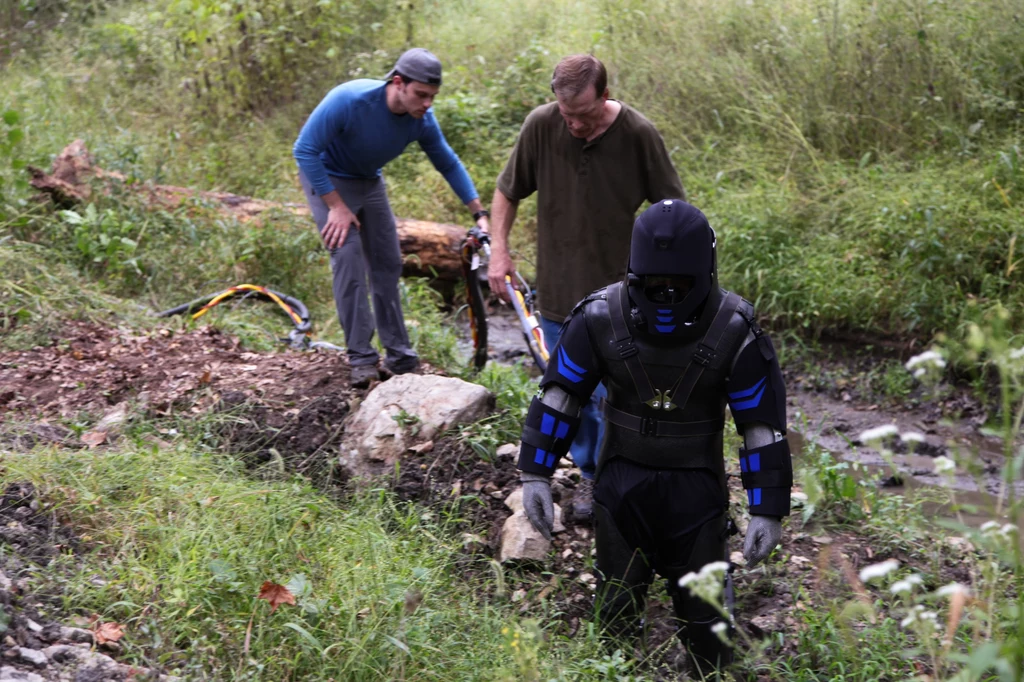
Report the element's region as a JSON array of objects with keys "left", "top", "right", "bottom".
[{"left": 602, "top": 281, "right": 742, "bottom": 438}]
